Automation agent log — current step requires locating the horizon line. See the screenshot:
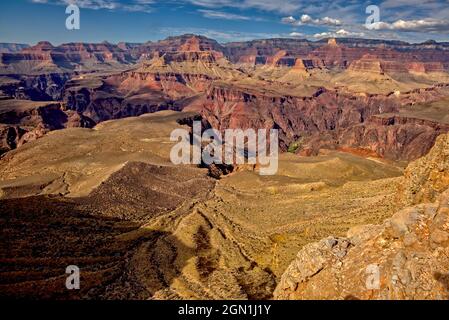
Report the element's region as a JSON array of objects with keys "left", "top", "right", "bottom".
[{"left": 1, "top": 34, "right": 449, "bottom": 47}]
